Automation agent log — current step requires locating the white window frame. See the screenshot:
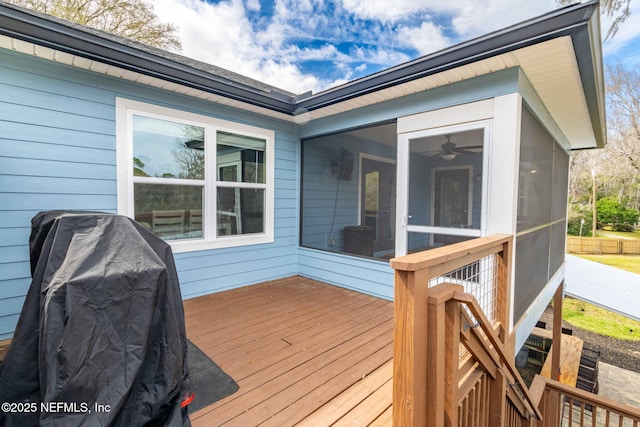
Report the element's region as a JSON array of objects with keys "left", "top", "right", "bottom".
[{"left": 116, "top": 98, "right": 275, "bottom": 253}]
